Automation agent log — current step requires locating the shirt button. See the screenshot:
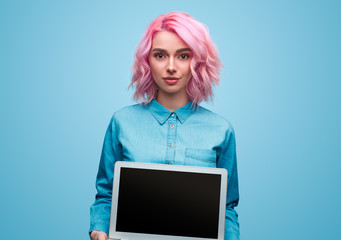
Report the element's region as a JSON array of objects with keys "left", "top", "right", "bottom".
[
  {"left": 171, "top": 113, "right": 174, "bottom": 116},
  {"left": 169, "top": 143, "right": 173, "bottom": 148},
  {"left": 170, "top": 124, "right": 174, "bottom": 129}
]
